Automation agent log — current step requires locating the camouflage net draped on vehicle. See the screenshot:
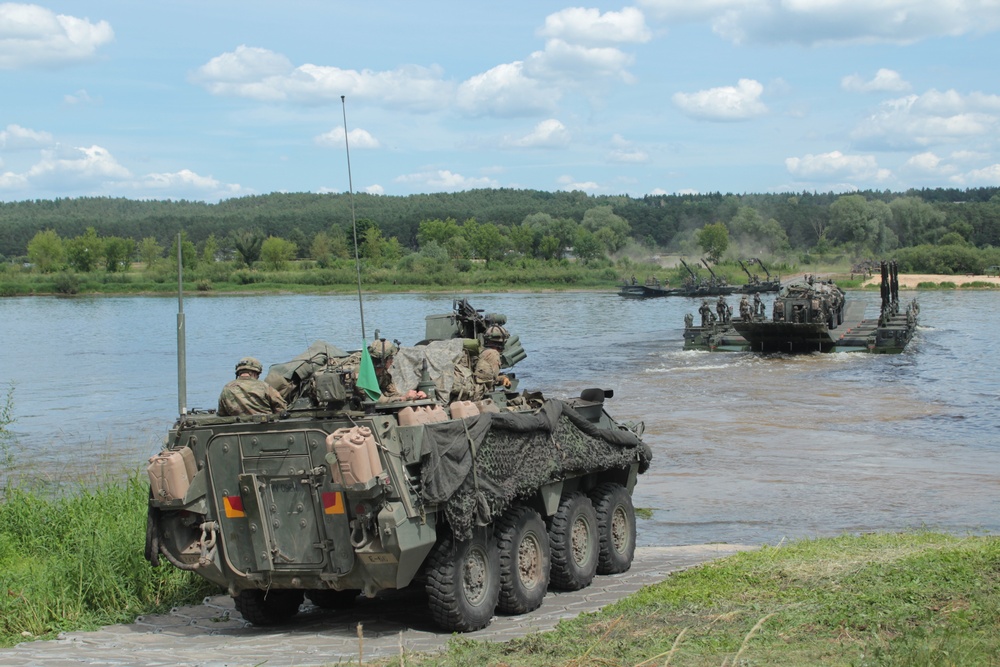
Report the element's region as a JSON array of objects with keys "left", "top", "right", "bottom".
[{"left": 419, "top": 399, "right": 652, "bottom": 541}]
